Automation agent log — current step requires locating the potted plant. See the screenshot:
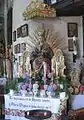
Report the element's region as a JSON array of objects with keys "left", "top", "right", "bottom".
[{"left": 4, "top": 78, "right": 18, "bottom": 95}]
